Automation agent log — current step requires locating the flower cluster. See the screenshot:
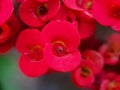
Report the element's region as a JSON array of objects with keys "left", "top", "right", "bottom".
[{"left": 1, "top": 0, "right": 120, "bottom": 89}]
